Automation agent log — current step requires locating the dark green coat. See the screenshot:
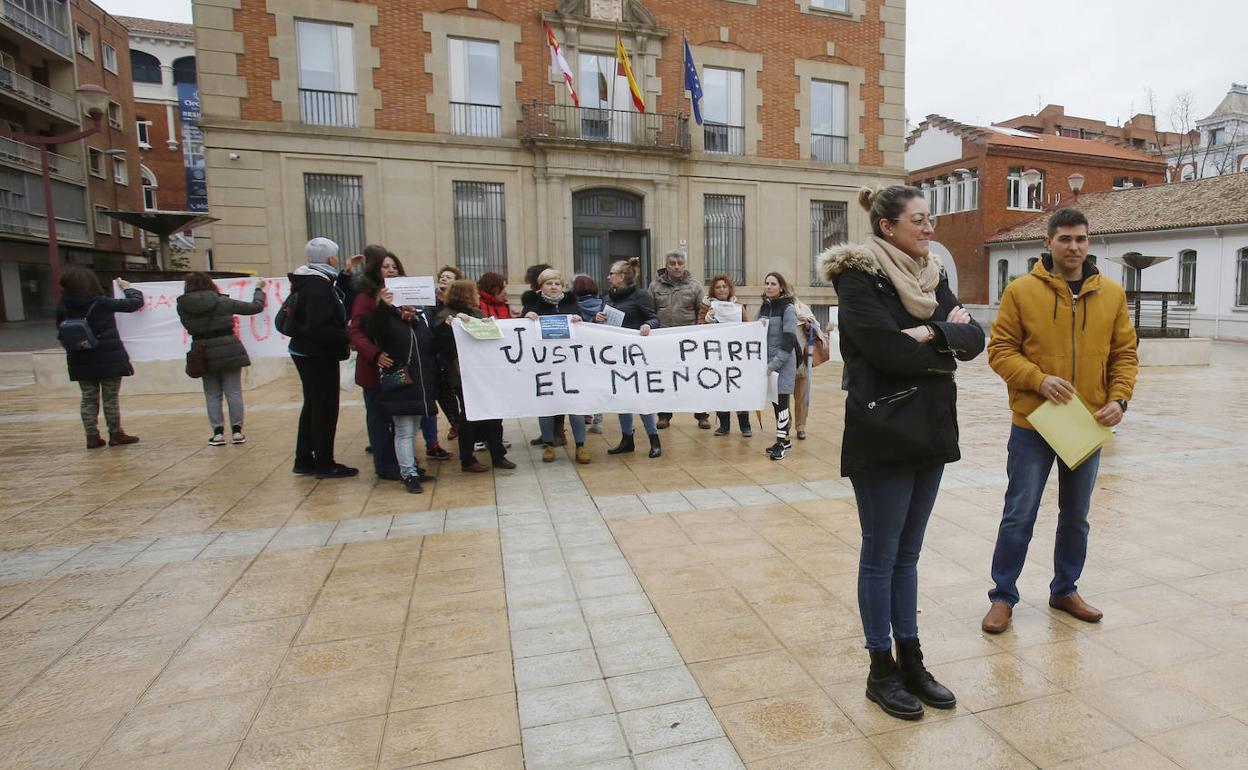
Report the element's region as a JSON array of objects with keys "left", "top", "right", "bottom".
[{"left": 176, "top": 288, "right": 266, "bottom": 372}]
